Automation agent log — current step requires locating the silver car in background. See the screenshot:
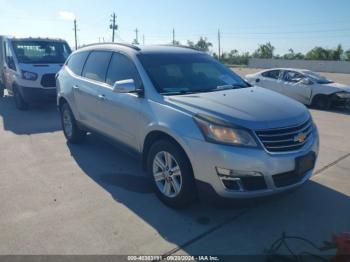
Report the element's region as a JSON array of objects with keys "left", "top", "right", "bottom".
[
  {"left": 246, "top": 68, "right": 350, "bottom": 110},
  {"left": 56, "top": 44, "right": 319, "bottom": 208}
]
